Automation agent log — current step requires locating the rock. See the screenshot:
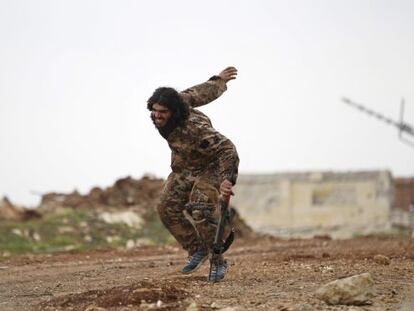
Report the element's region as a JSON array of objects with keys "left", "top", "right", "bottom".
[
  {"left": 106, "top": 236, "right": 120, "bottom": 243},
  {"left": 186, "top": 301, "right": 201, "bottom": 311},
  {"left": 315, "top": 272, "right": 375, "bottom": 305},
  {"left": 84, "top": 235, "right": 93, "bottom": 242},
  {"left": 218, "top": 307, "right": 247, "bottom": 311},
  {"left": 58, "top": 226, "right": 75, "bottom": 234},
  {"left": 135, "top": 237, "right": 154, "bottom": 247},
  {"left": 291, "top": 304, "right": 315, "bottom": 311},
  {"left": 63, "top": 245, "right": 76, "bottom": 251},
  {"left": 373, "top": 254, "right": 390, "bottom": 265},
  {"left": 84, "top": 305, "right": 108, "bottom": 311},
  {"left": 99, "top": 211, "right": 144, "bottom": 228},
  {"left": 126, "top": 239, "right": 135, "bottom": 249},
  {"left": 11, "top": 228, "right": 23, "bottom": 236},
  {"left": 32, "top": 232, "right": 41, "bottom": 241},
  {"left": 139, "top": 301, "right": 159, "bottom": 310},
  {"left": 0, "top": 197, "right": 41, "bottom": 221},
  {"left": 399, "top": 287, "right": 414, "bottom": 311}
]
